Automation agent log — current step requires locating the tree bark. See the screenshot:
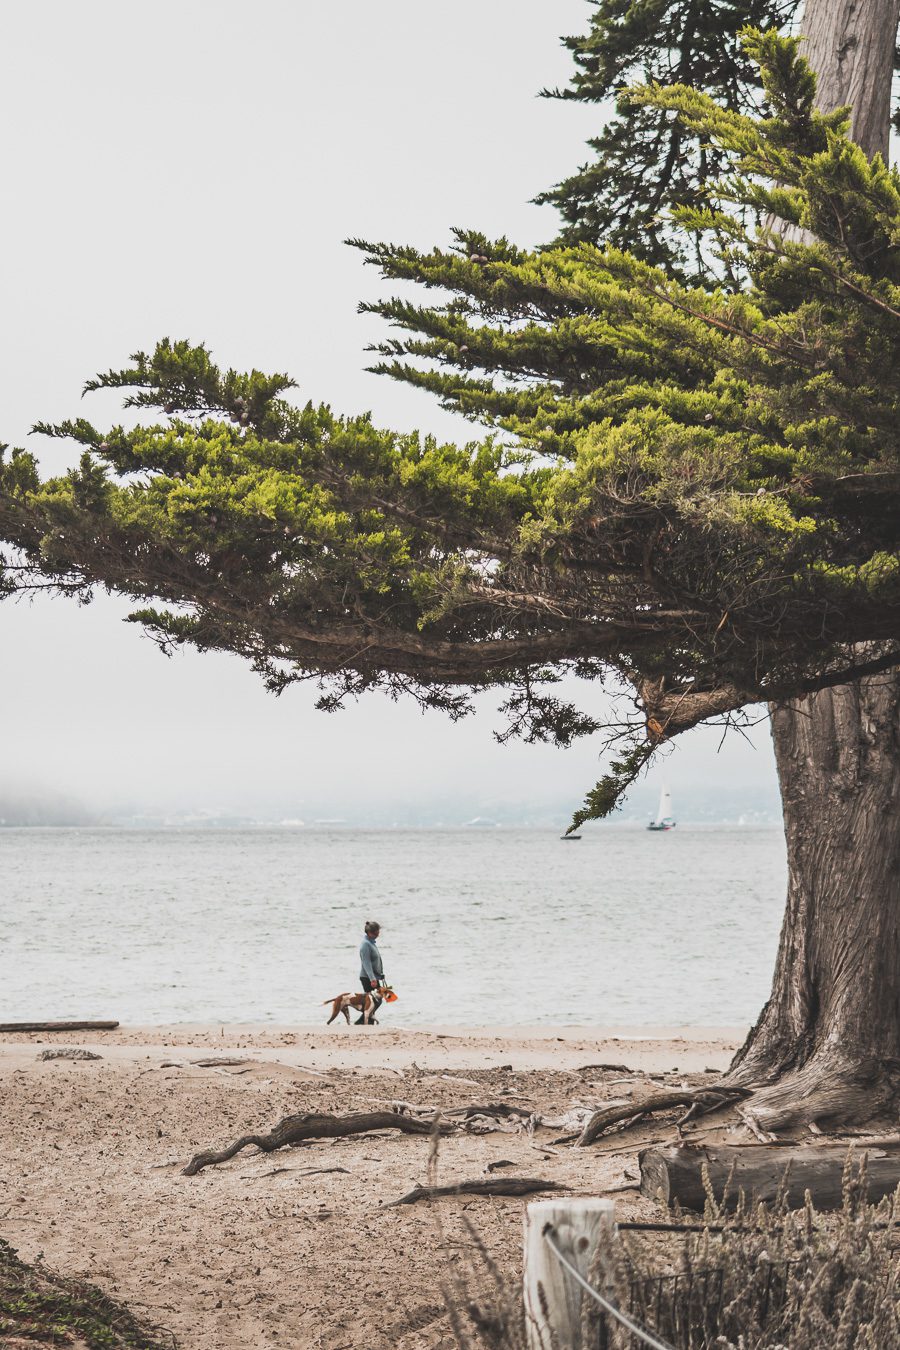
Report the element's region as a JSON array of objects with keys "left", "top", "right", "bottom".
[
  {"left": 639, "top": 1142, "right": 900, "bottom": 1211},
  {"left": 728, "top": 0, "right": 900, "bottom": 1130},
  {"left": 802, "top": 0, "right": 900, "bottom": 160},
  {"left": 730, "top": 676, "right": 900, "bottom": 1127}
]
